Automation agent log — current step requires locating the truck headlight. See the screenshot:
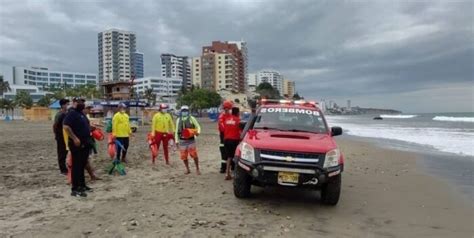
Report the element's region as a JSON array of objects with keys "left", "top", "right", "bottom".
[
  {"left": 241, "top": 142, "right": 255, "bottom": 163},
  {"left": 324, "top": 149, "right": 340, "bottom": 168}
]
